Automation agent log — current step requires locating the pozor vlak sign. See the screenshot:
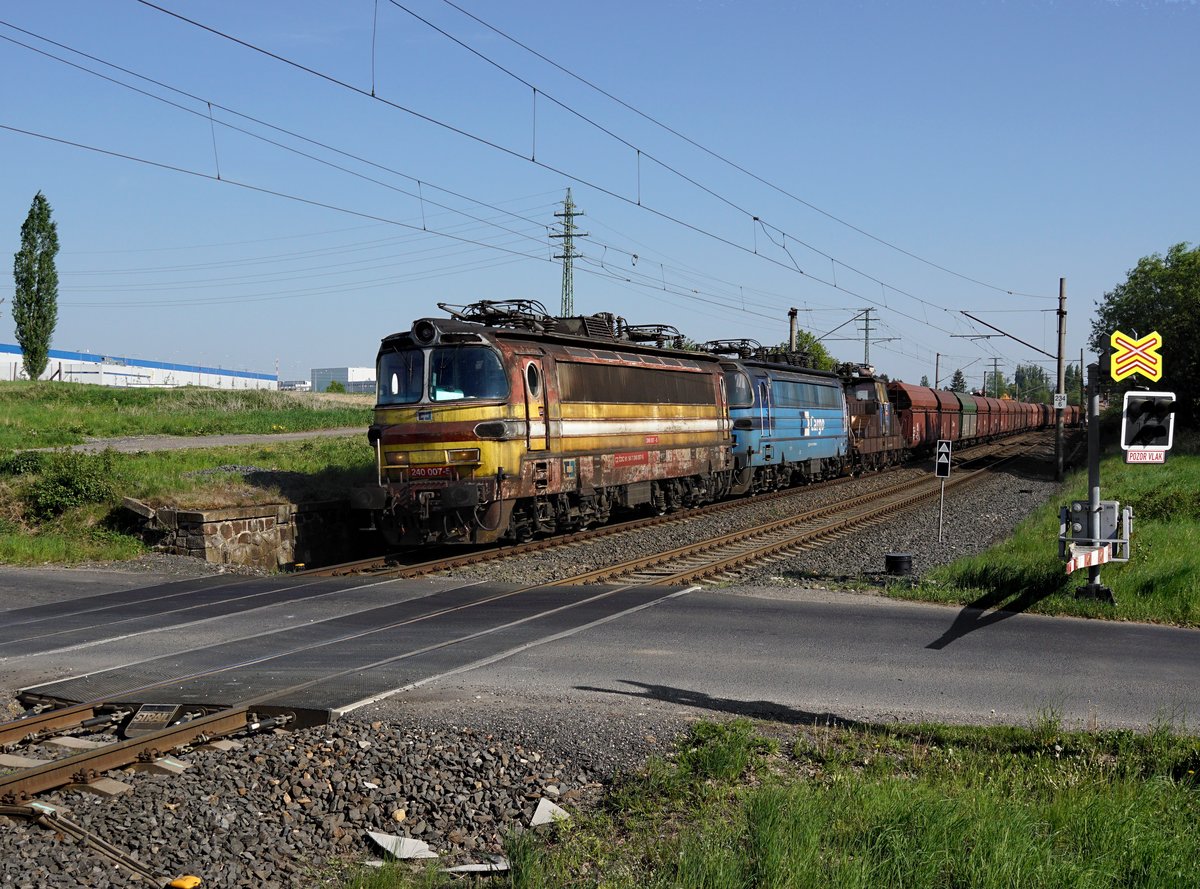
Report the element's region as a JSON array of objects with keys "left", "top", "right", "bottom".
[{"left": 1120, "top": 391, "right": 1175, "bottom": 464}]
